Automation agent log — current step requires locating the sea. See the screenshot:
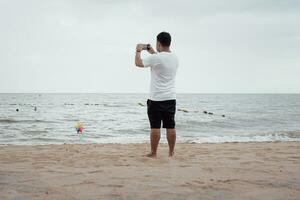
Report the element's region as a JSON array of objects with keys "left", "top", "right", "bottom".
[{"left": 0, "top": 93, "right": 299, "bottom": 145}]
